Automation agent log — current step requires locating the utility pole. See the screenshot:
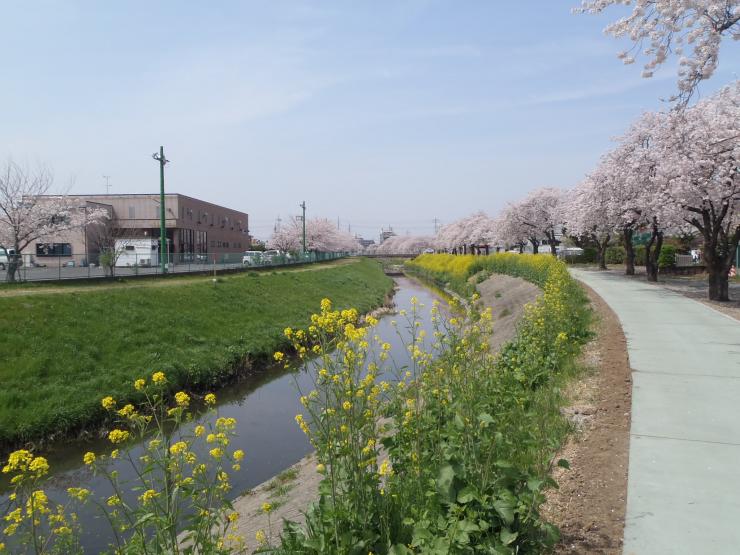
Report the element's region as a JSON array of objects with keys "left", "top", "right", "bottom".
[
  {"left": 433, "top": 217, "right": 441, "bottom": 234},
  {"left": 300, "top": 201, "right": 307, "bottom": 253},
  {"left": 103, "top": 175, "right": 112, "bottom": 194},
  {"left": 152, "top": 146, "right": 169, "bottom": 274}
]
